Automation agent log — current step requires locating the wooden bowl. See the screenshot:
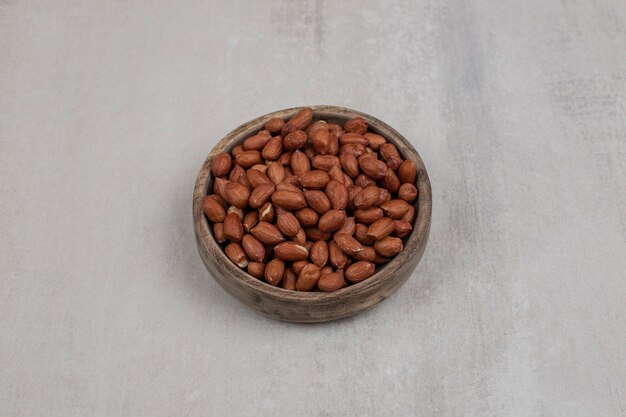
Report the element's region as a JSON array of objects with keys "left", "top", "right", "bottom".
[{"left": 193, "top": 105, "right": 432, "bottom": 323}]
